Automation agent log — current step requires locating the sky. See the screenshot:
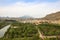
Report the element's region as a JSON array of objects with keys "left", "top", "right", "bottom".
[{"left": 0, "top": 0, "right": 60, "bottom": 18}]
